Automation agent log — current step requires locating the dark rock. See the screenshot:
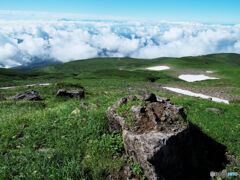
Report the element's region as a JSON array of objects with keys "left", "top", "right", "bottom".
[
  {"left": 139, "top": 90, "right": 157, "bottom": 102},
  {"left": 9, "top": 90, "right": 44, "bottom": 101},
  {"left": 206, "top": 108, "right": 223, "bottom": 115},
  {"left": 107, "top": 93, "right": 227, "bottom": 180},
  {"left": 128, "top": 87, "right": 135, "bottom": 92},
  {"left": 0, "top": 94, "right": 6, "bottom": 101},
  {"left": 20, "top": 124, "right": 29, "bottom": 129},
  {"left": 79, "top": 102, "right": 88, "bottom": 108},
  {"left": 156, "top": 96, "right": 170, "bottom": 103},
  {"left": 147, "top": 76, "right": 159, "bottom": 83},
  {"left": 56, "top": 89, "right": 84, "bottom": 99}
]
